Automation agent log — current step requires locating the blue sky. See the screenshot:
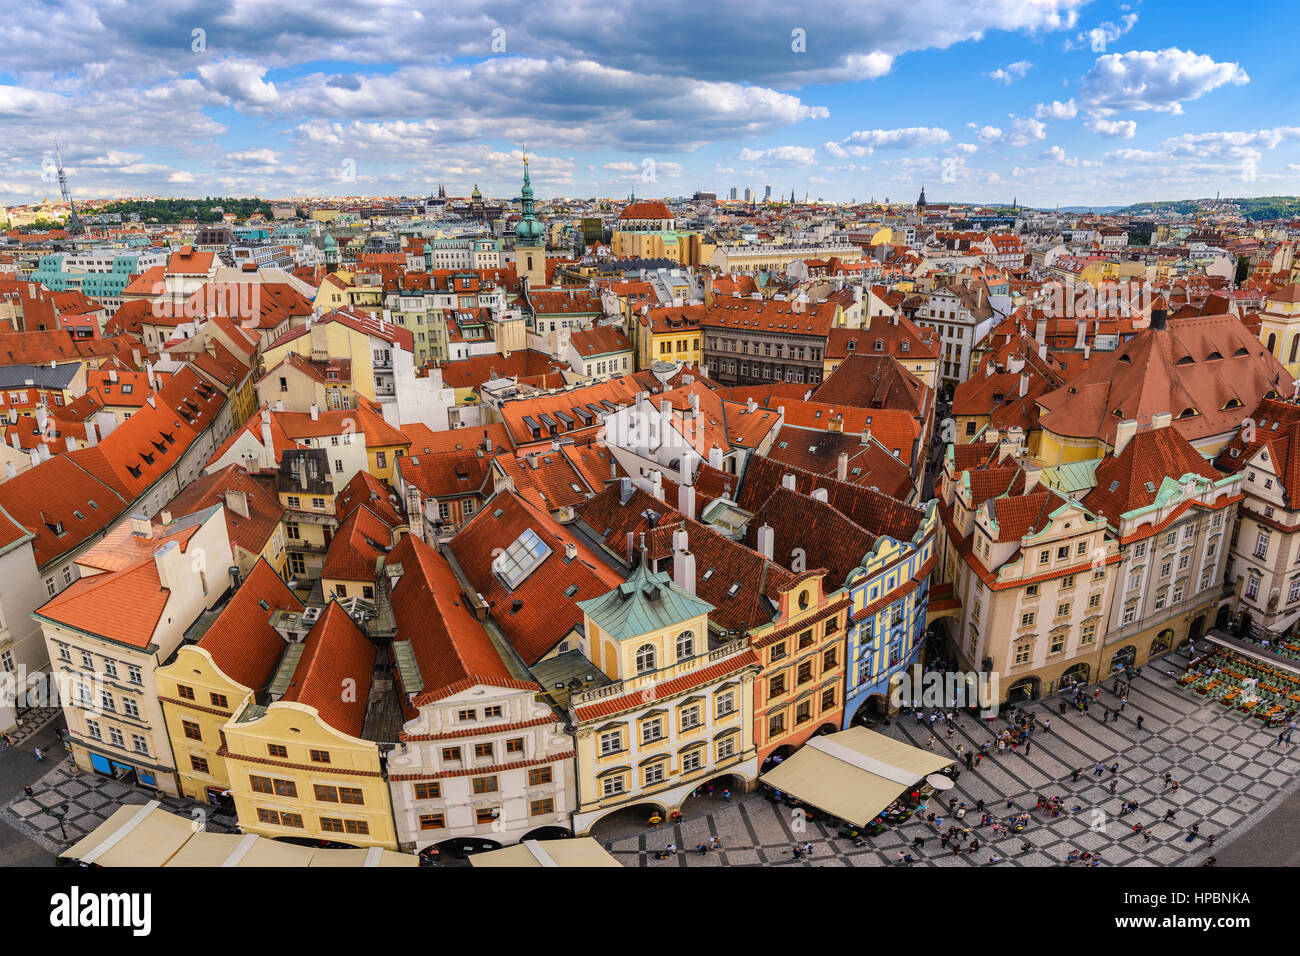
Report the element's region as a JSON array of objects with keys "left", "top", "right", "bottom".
[{"left": 1, "top": 0, "right": 1297, "bottom": 206}]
